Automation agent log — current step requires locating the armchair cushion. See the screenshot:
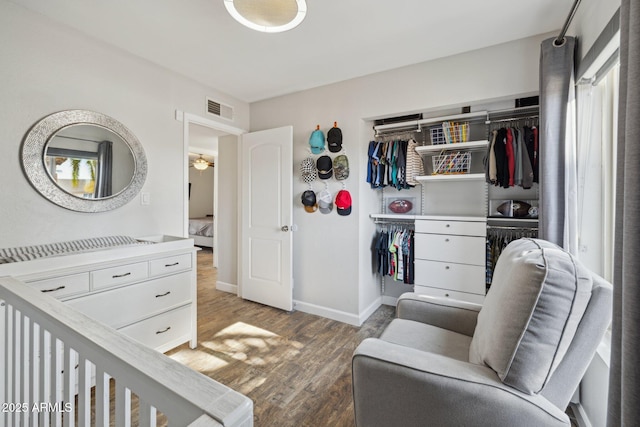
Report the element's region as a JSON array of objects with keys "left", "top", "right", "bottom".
[
  {"left": 380, "top": 319, "right": 472, "bottom": 362},
  {"left": 469, "top": 239, "right": 593, "bottom": 394}
]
